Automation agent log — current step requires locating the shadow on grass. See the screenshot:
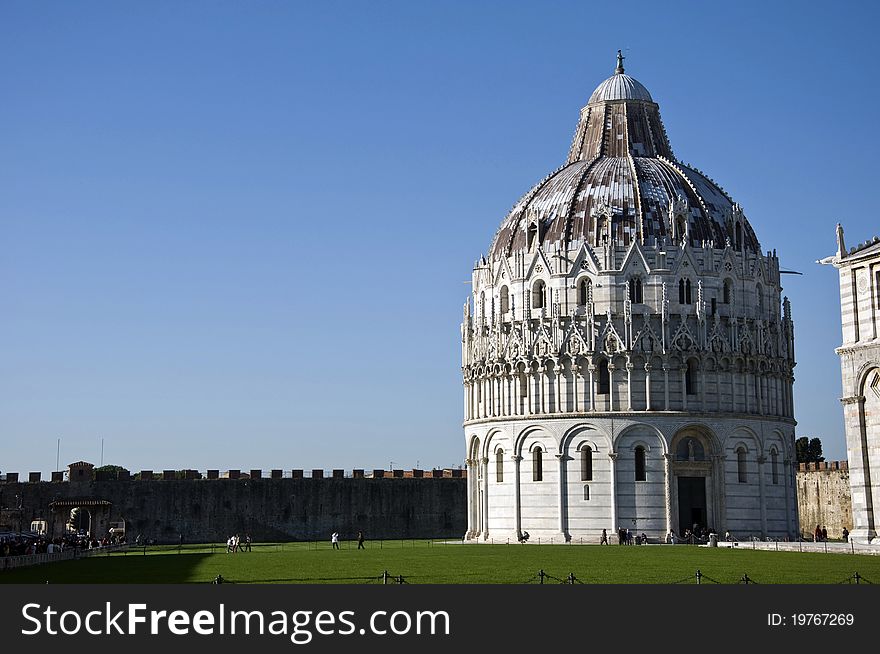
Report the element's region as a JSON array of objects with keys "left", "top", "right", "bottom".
[{"left": 0, "top": 552, "right": 213, "bottom": 584}]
